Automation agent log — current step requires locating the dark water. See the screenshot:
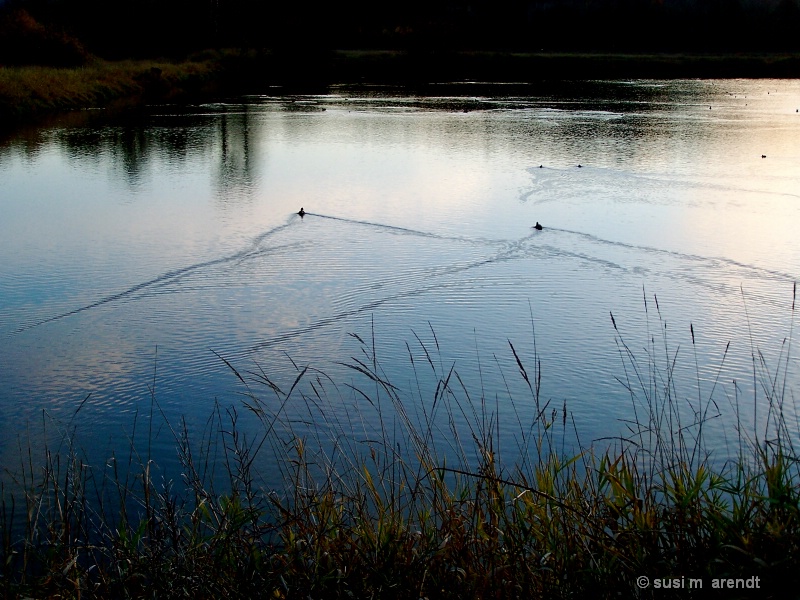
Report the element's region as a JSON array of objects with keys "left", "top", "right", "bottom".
[{"left": 1, "top": 80, "right": 799, "bottom": 492}]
